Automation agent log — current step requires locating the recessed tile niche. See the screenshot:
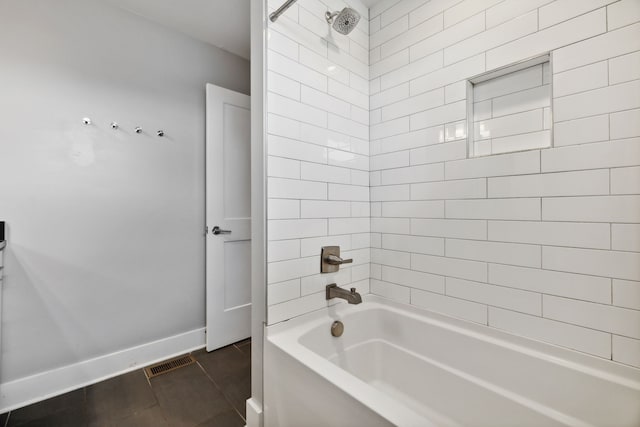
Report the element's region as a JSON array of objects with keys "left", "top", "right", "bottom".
[{"left": 467, "top": 54, "right": 552, "bottom": 157}]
